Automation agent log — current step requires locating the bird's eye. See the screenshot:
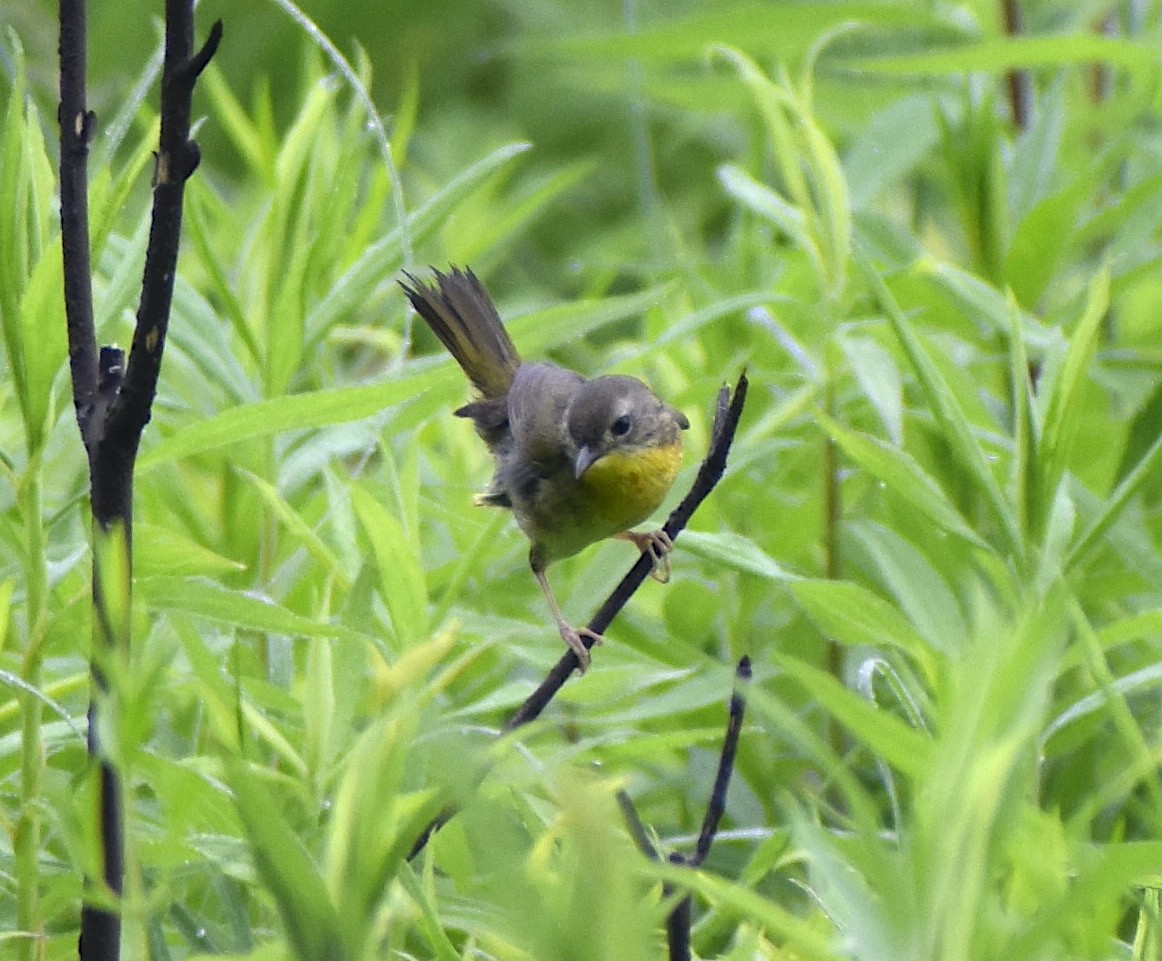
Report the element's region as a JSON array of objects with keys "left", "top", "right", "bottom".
[{"left": 611, "top": 414, "right": 632, "bottom": 437}]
